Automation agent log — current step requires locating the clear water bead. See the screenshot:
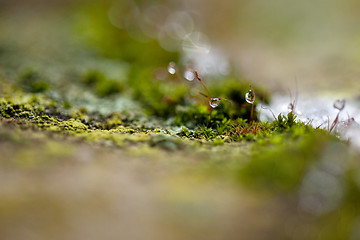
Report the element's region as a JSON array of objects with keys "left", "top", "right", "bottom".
[
  {"left": 333, "top": 99, "right": 345, "bottom": 111},
  {"left": 167, "top": 62, "right": 176, "bottom": 74},
  {"left": 245, "top": 89, "right": 255, "bottom": 104},
  {"left": 209, "top": 98, "right": 220, "bottom": 108},
  {"left": 183, "top": 70, "right": 195, "bottom": 81}
]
